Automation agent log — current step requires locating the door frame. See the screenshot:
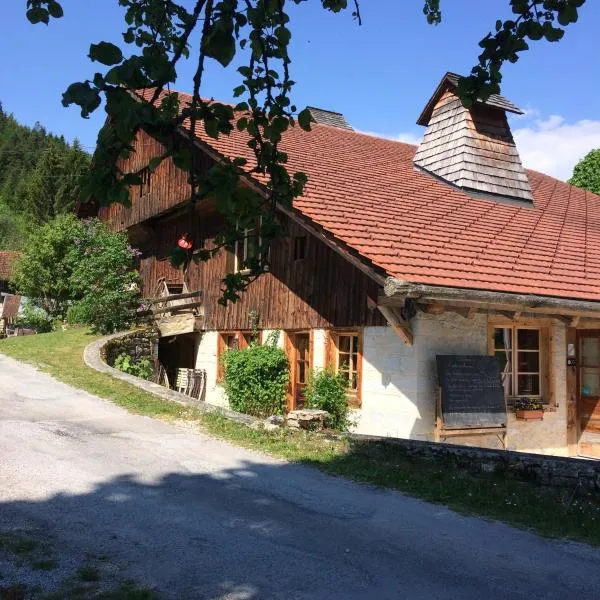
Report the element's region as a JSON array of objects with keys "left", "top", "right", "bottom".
[
  {"left": 576, "top": 329, "right": 600, "bottom": 437},
  {"left": 284, "top": 330, "right": 313, "bottom": 412}
]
